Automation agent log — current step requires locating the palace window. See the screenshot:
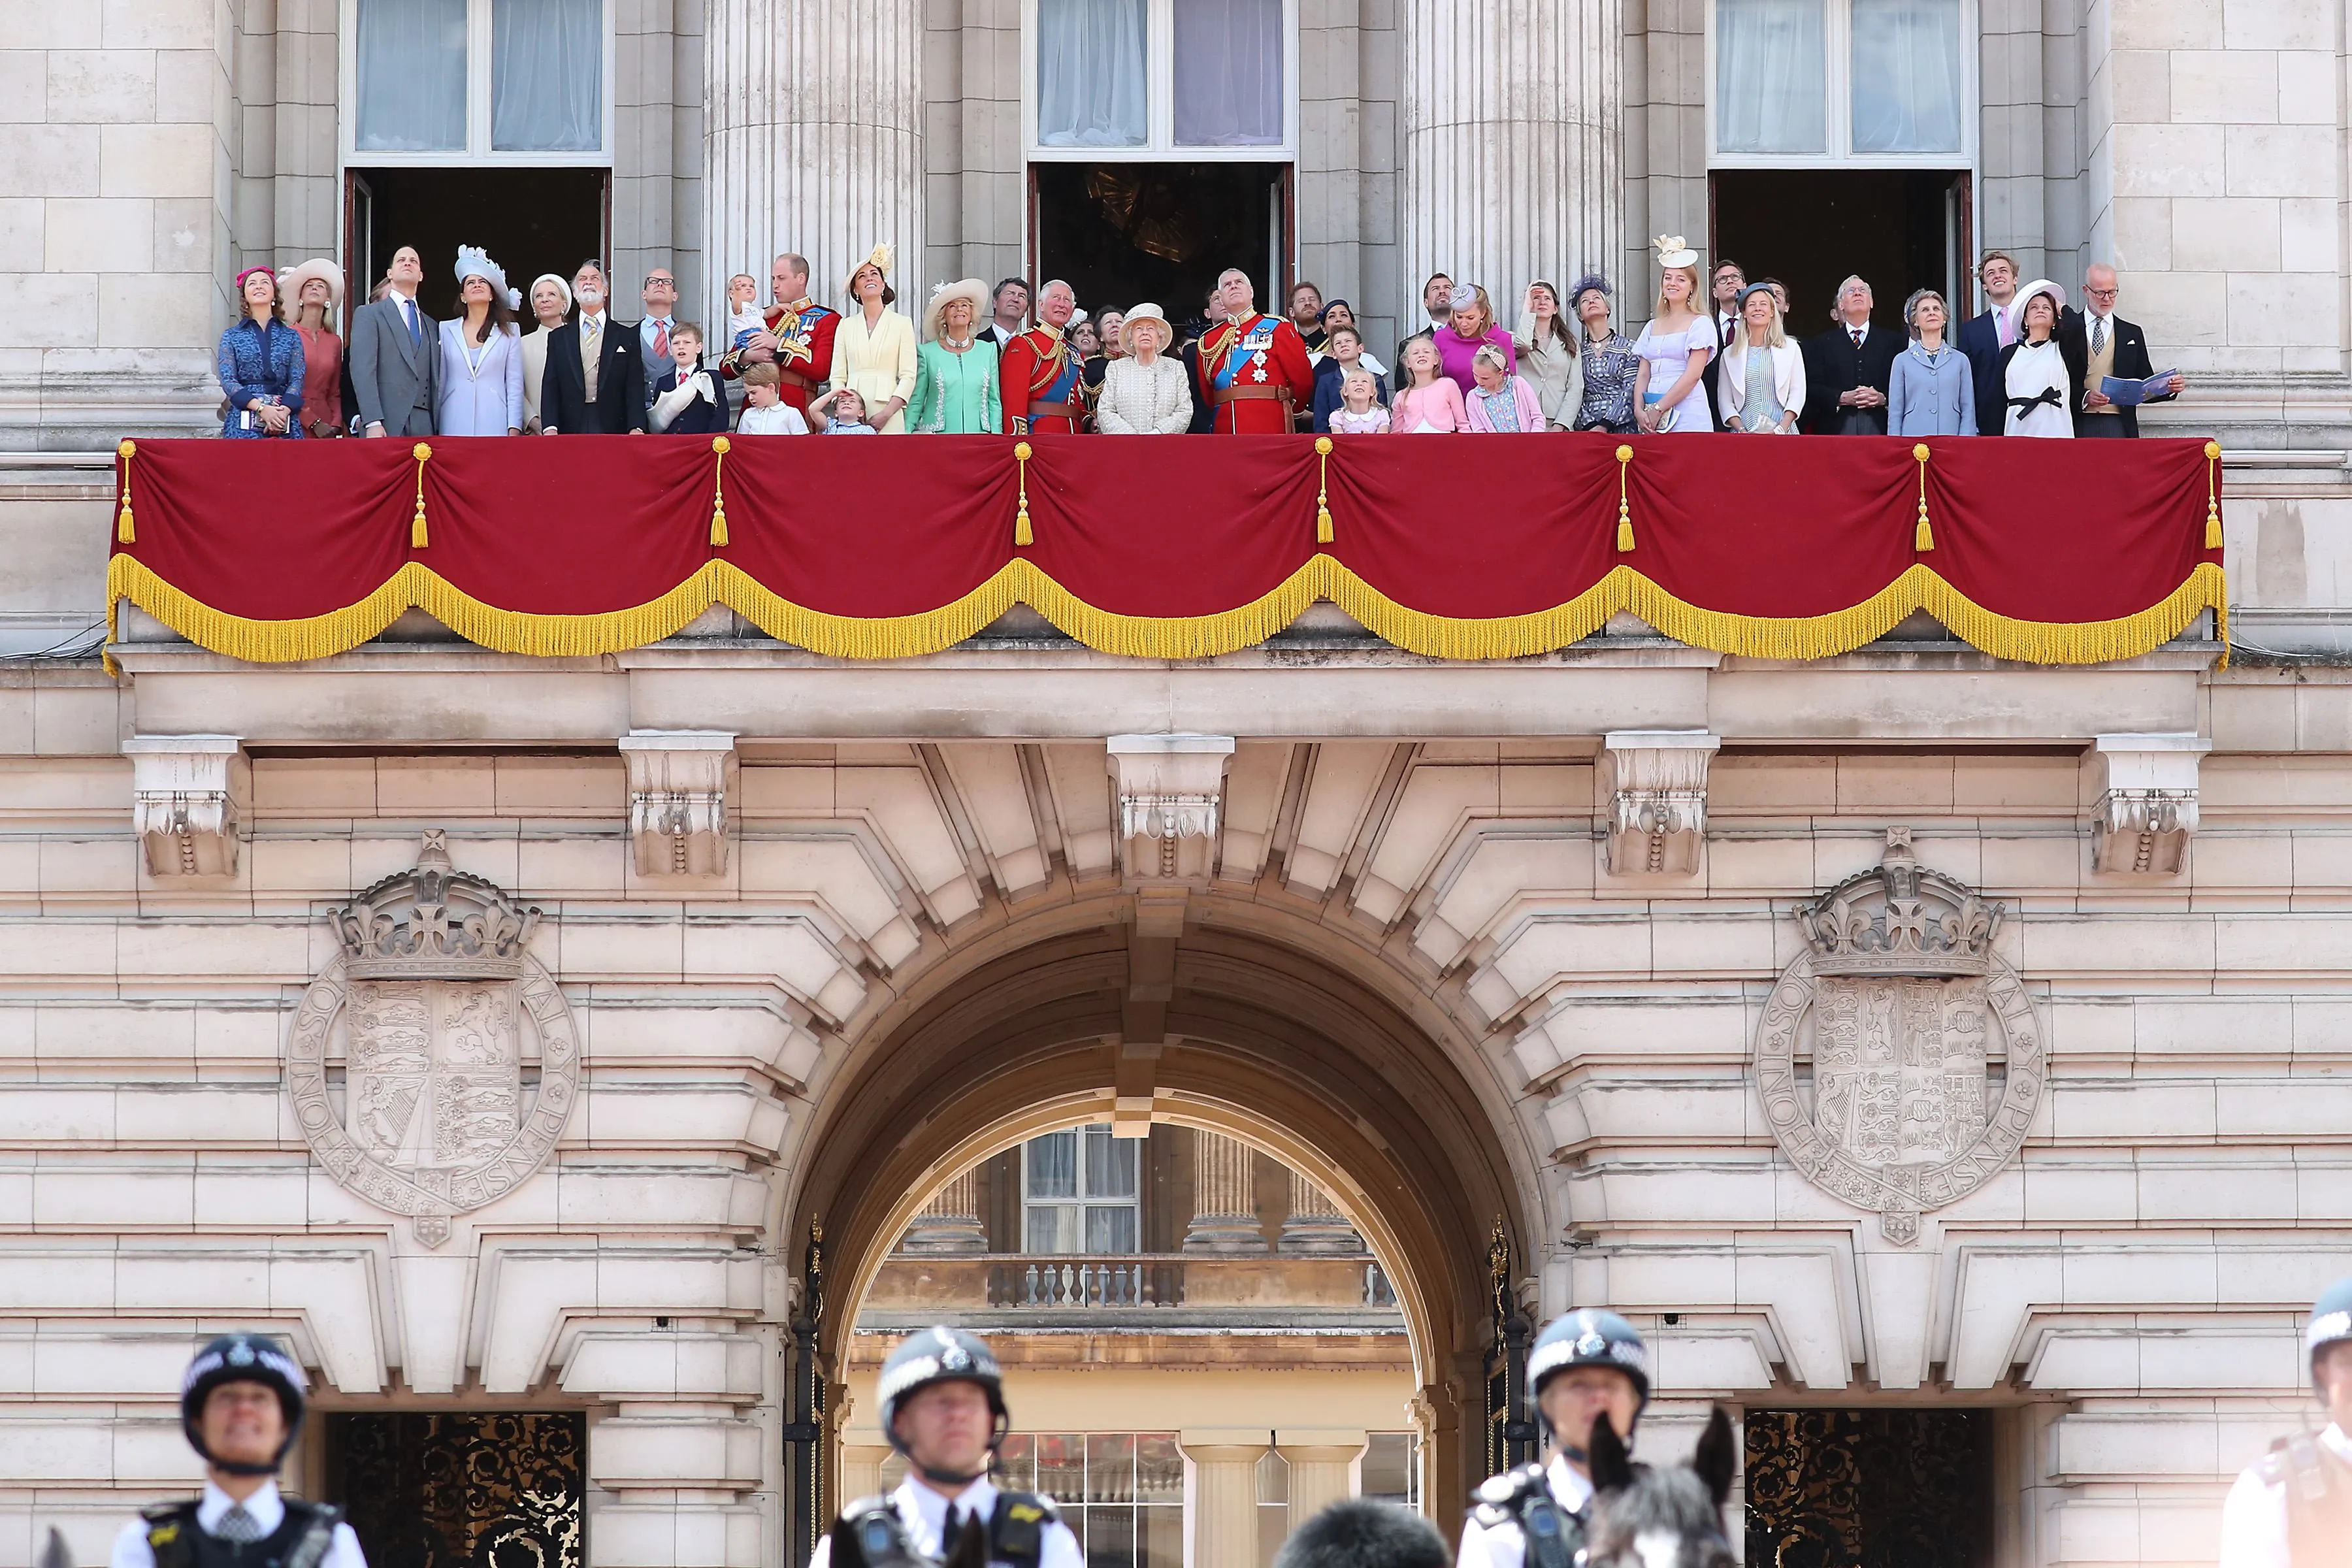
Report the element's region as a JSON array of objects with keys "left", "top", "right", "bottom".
[
  {"left": 347, "top": 0, "right": 610, "bottom": 161},
  {"left": 1028, "top": 0, "right": 1296, "bottom": 157},
  {"left": 1022, "top": 1124, "right": 1141, "bottom": 1253},
  {"left": 1710, "top": 0, "right": 1970, "bottom": 164}
]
